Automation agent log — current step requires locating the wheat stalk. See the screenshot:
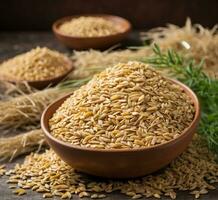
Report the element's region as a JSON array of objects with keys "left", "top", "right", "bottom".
[
  {"left": 0, "top": 129, "right": 47, "bottom": 161},
  {"left": 0, "top": 88, "right": 67, "bottom": 132}
]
